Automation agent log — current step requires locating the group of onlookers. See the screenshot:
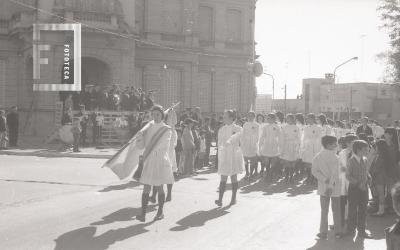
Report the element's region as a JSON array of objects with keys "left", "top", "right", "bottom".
[
  {"left": 61, "top": 84, "right": 155, "bottom": 112},
  {"left": 0, "top": 106, "right": 19, "bottom": 149}
]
